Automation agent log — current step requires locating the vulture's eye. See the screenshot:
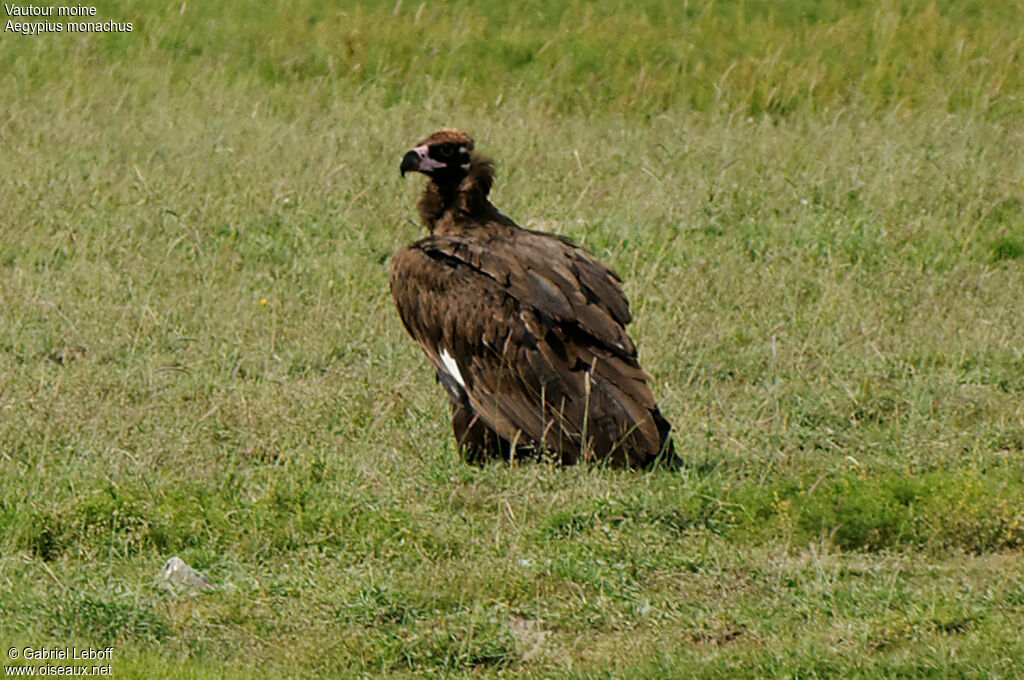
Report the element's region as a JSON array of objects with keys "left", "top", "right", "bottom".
[{"left": 437, "top": 143, "right": 456, "bottom": 158}]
